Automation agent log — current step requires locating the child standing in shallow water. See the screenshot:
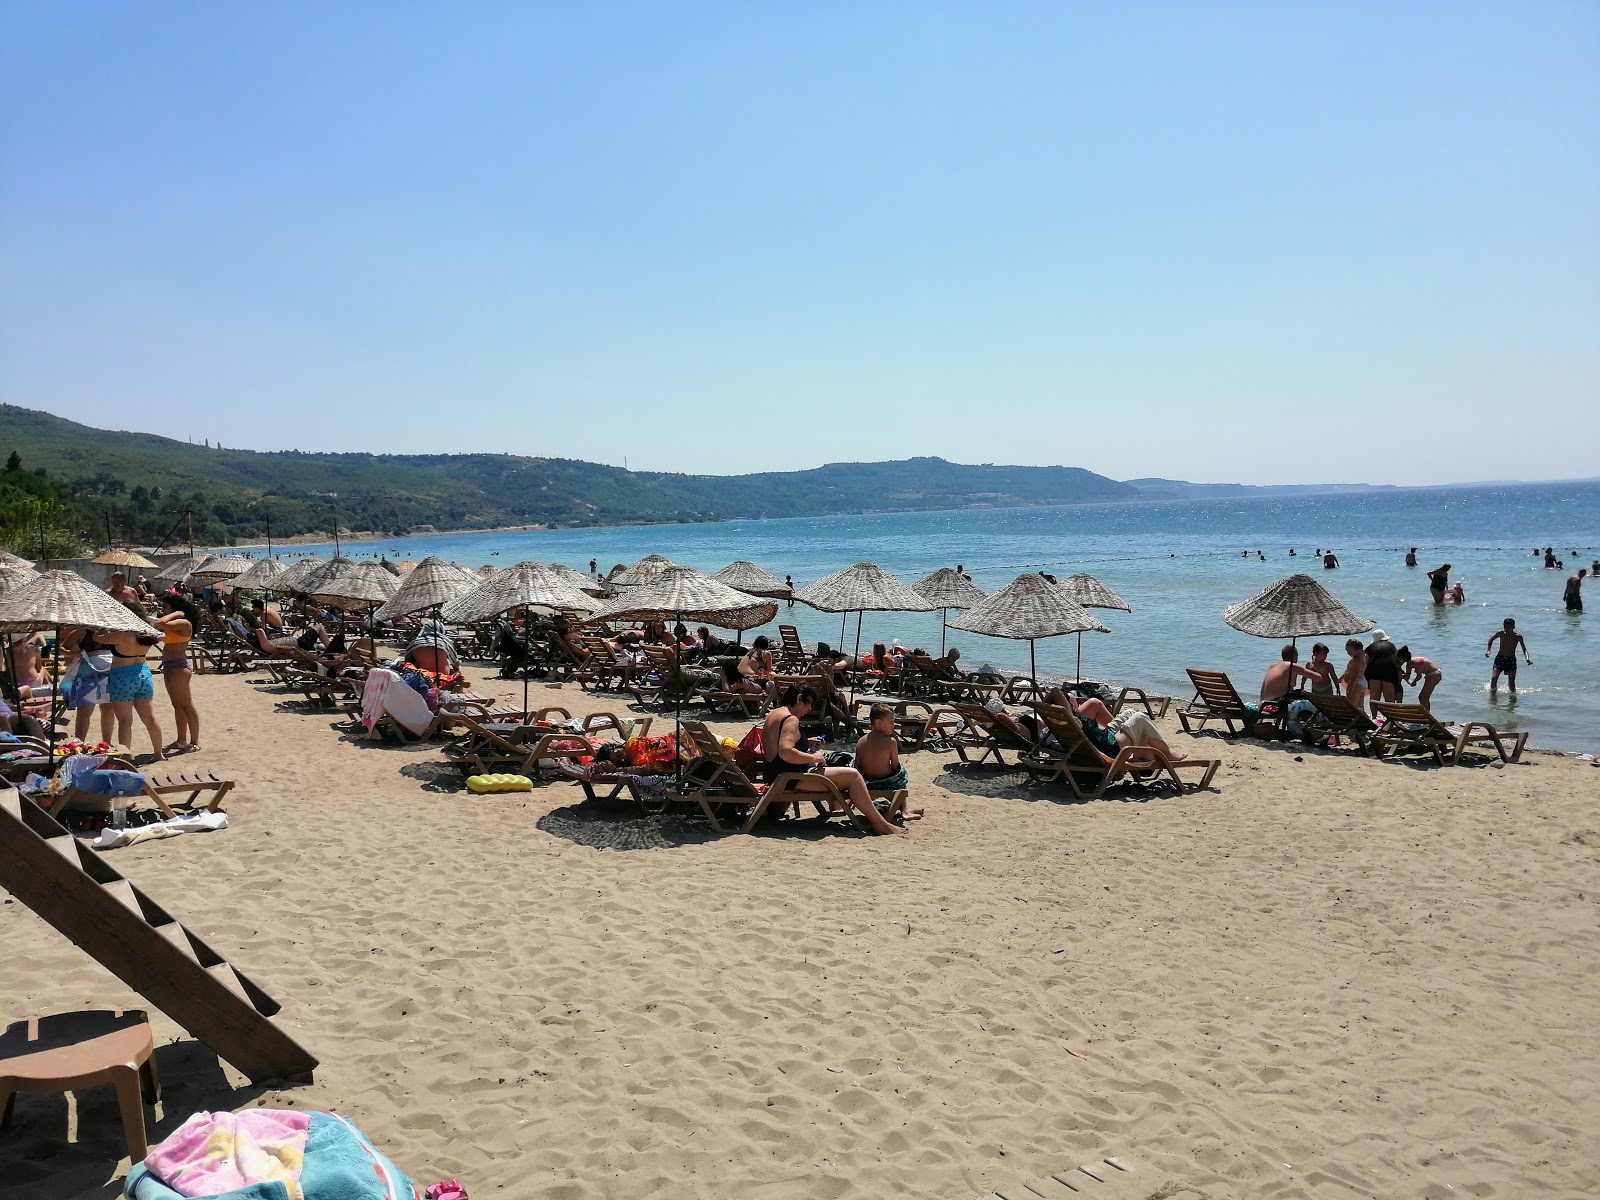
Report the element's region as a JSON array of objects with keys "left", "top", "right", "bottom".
[
  {"left": 1397, "top": 647, "right": 1443, "bottom": 710},
  {"left": 1486, "top": 618, "right": 1532, "bottom": 694},
  {"left": 1342, "top": 639, "right": 1368, "bottom": 713},
  {"left": 1303, "top": 643, "right": 1340, "bottom": 695}
]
